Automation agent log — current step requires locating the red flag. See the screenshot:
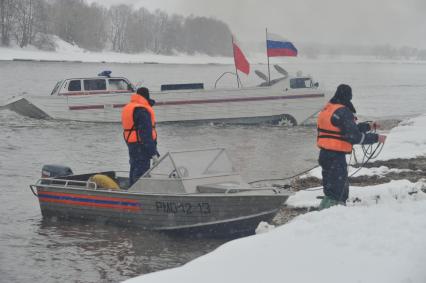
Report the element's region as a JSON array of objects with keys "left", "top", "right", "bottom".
[{"left": 233, "top": 39, "right": 250, "bottom": 75}]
